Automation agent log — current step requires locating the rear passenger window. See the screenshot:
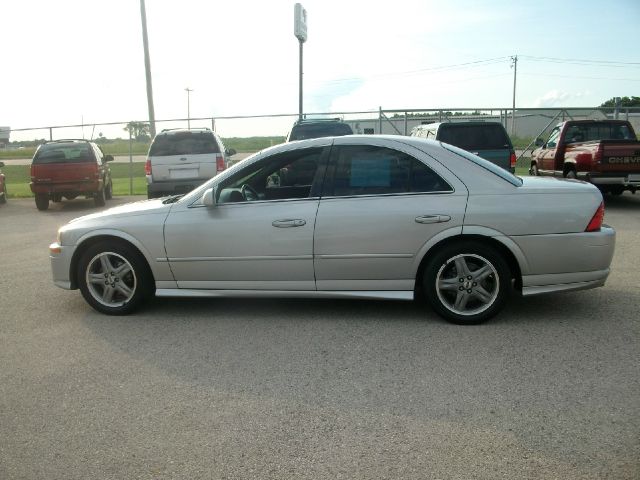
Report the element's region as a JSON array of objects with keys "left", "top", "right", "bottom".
[{"left": 329, "top": 145, "right": 452, "bottom": 196}]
